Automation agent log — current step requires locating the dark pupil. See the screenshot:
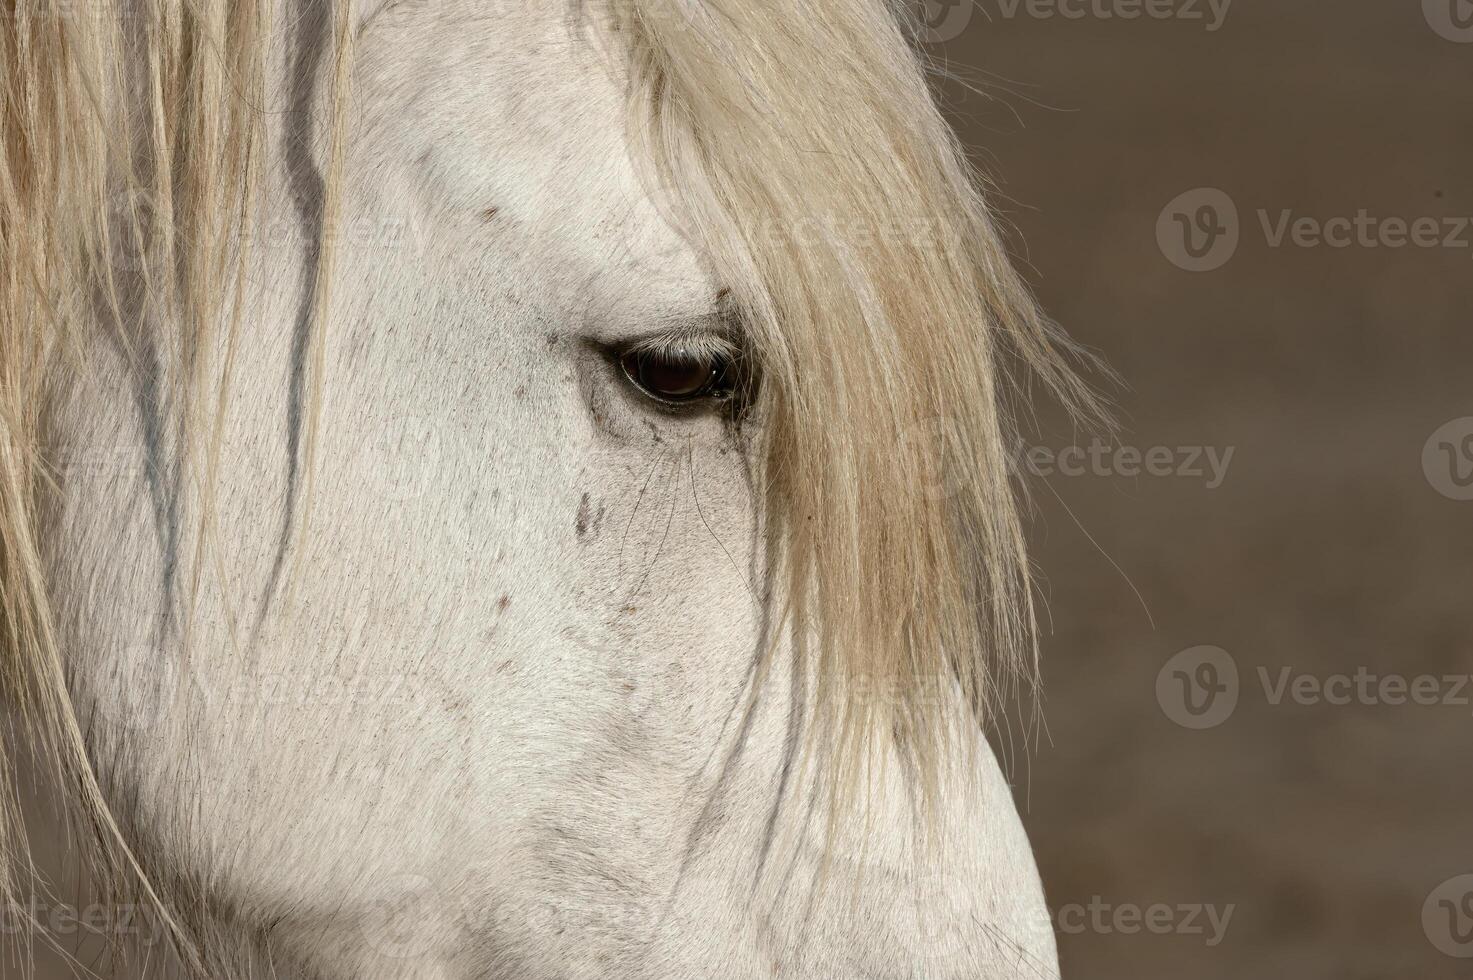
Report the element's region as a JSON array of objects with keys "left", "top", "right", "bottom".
[{"left": 626, "top": 350, "right": 715, "bottom": 399}]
